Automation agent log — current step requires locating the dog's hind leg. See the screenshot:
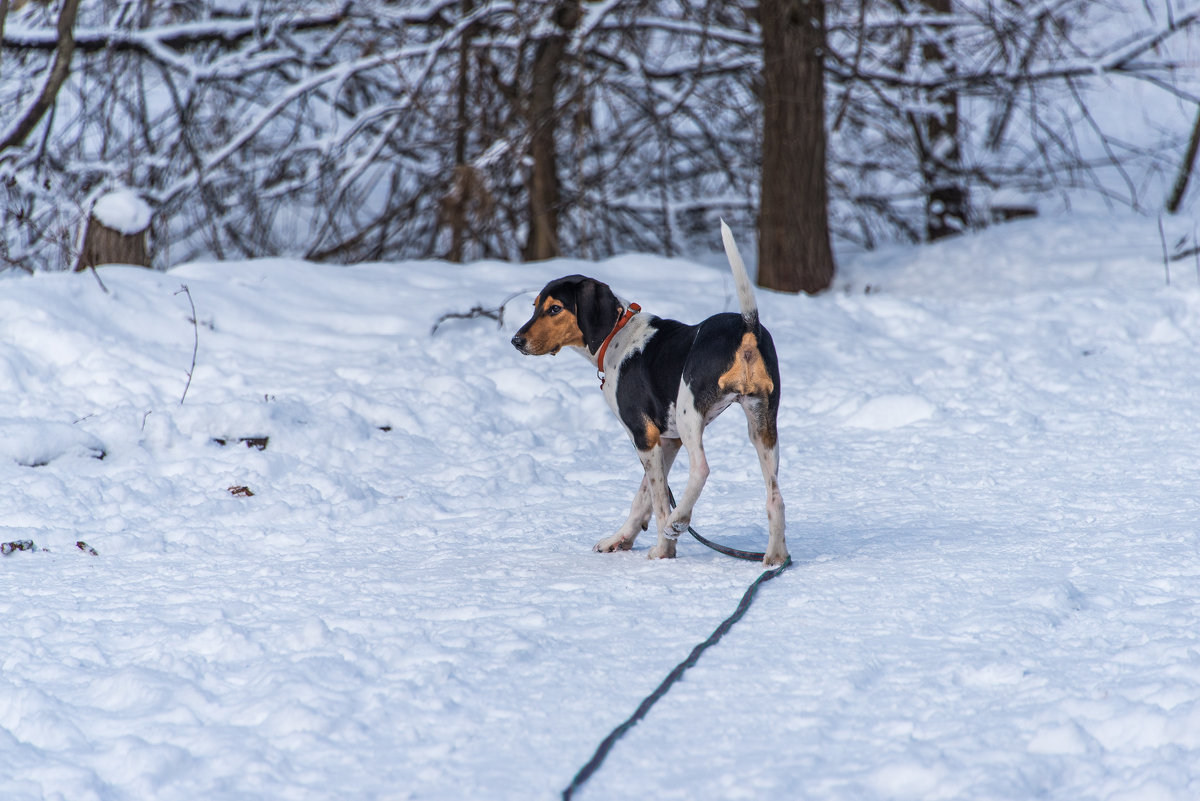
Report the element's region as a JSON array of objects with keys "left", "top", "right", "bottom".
[
  {"left": 595, "top": 438, "right": 680, "bottom": 553},
  {"left": 743, "top": 398, "right": 788, "bottom": 566}
]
